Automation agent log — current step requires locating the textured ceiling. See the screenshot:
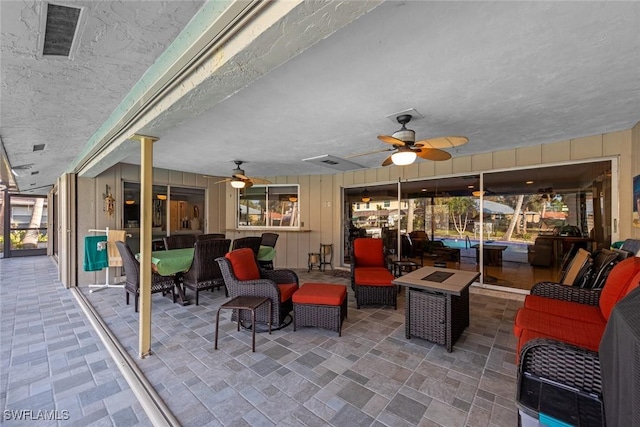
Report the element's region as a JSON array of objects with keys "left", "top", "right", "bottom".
[{"left": 1, "top": 1, "right": 640, "bottom": 193}]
